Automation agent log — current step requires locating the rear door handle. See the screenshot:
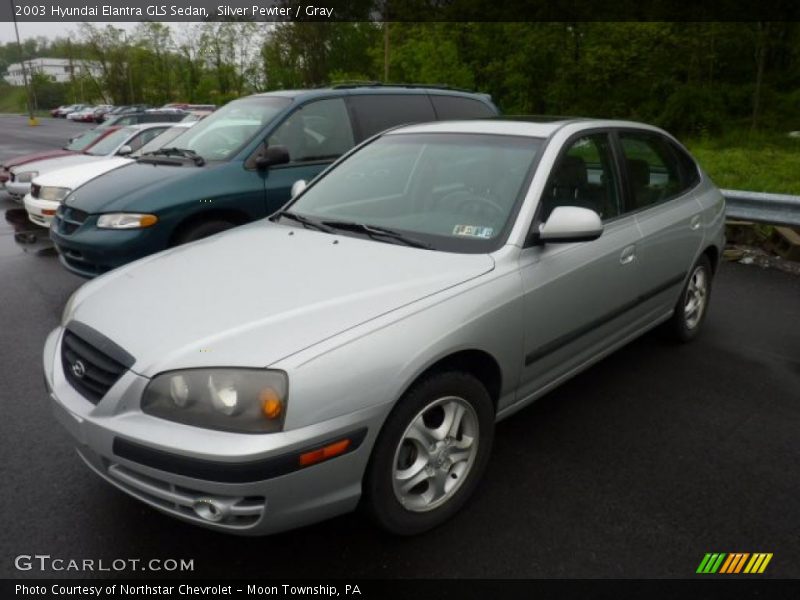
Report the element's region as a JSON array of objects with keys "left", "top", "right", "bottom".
[
  {"left": 620, "top": 245, "right": 636, "bottom": 265},
  {"left": 690, "top": 215, "right": 702, "bottom": 231}
]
